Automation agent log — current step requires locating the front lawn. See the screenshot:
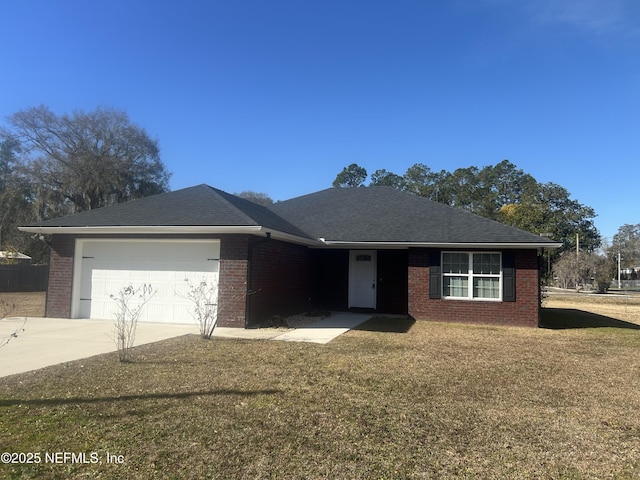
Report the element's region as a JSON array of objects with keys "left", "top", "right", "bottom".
[{"left": 1, "top": 306, "right": 640, "bottom": 478}]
